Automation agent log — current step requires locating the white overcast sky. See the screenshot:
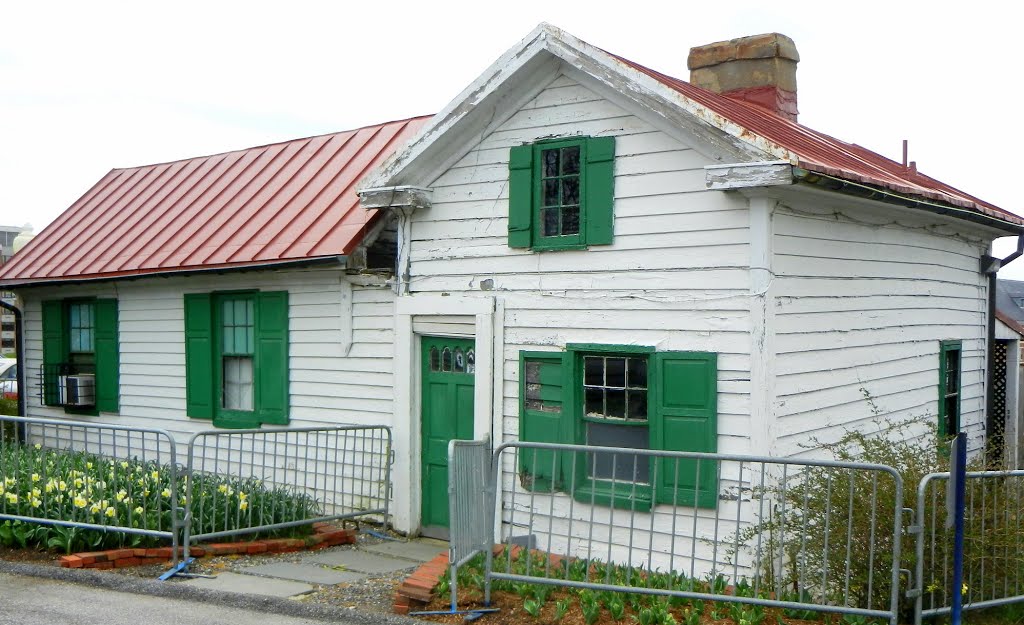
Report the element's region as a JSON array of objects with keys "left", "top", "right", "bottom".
[{"left": 2, "top": 1, "right": 1022, "bottom": 274}]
